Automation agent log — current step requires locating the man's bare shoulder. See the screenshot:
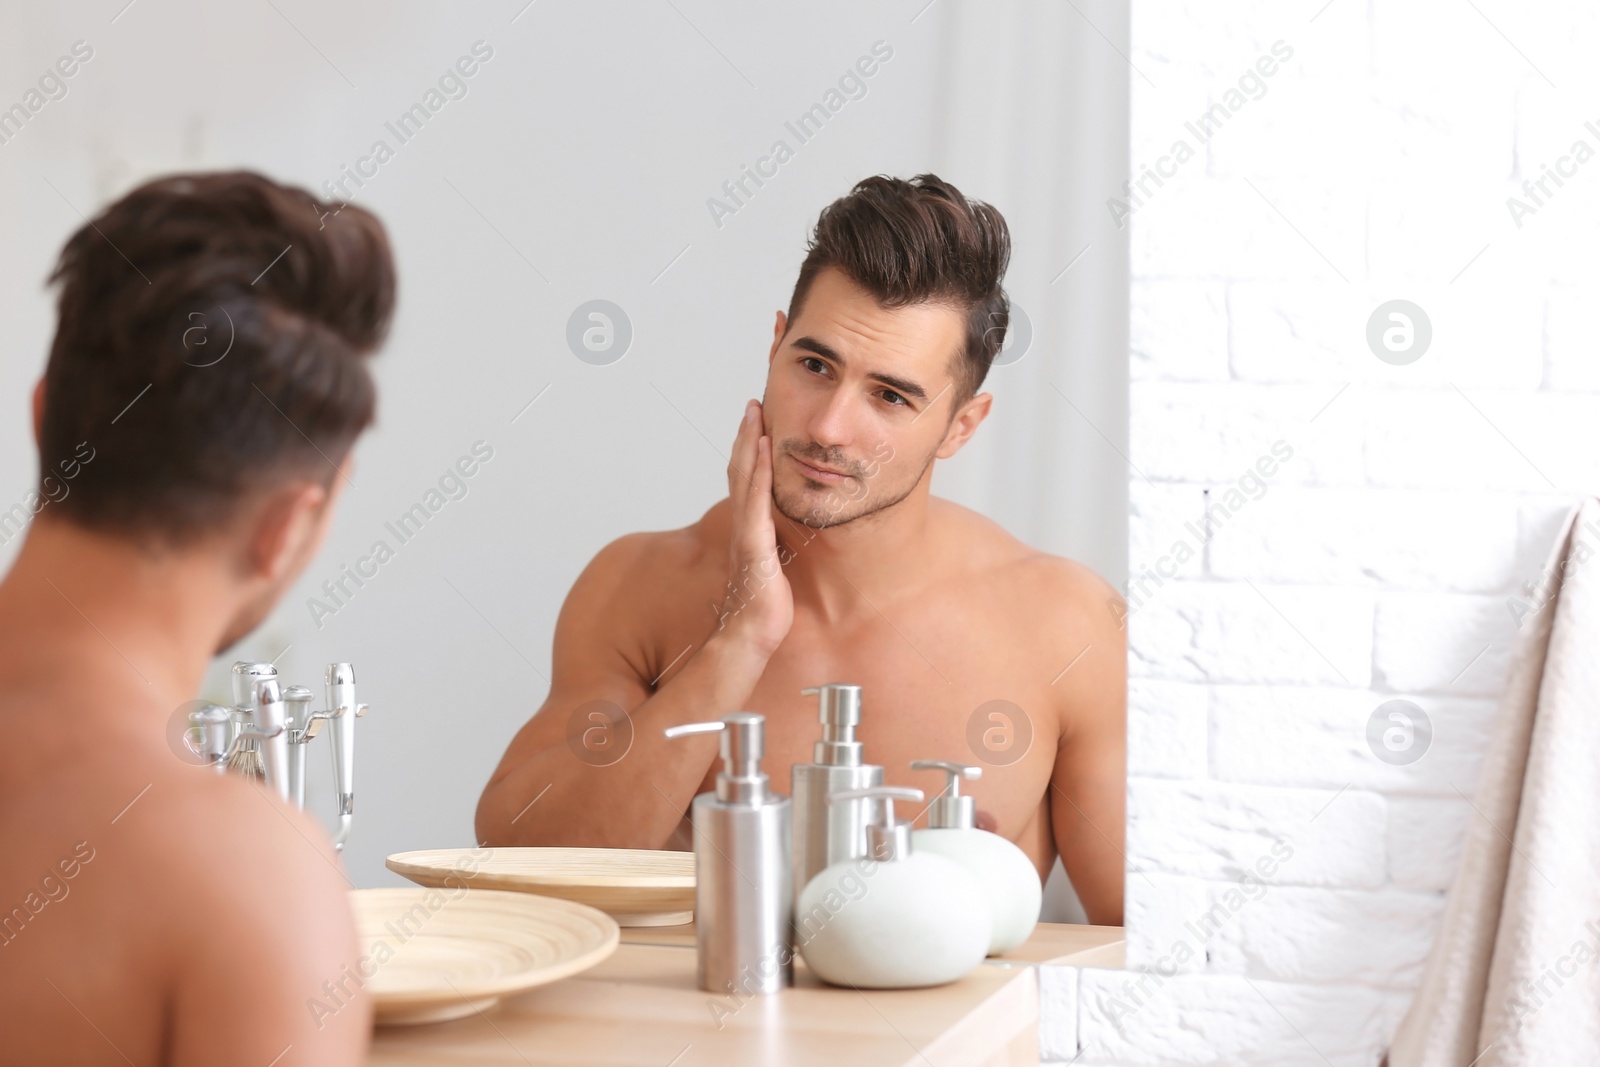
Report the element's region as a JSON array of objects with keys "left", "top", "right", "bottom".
[
  {"left": 931, "top": 496, "right": 1125, "bottom": 629},
  {"left": 77, "top": 751, "right": 356, "bottom": 919},
  {"left": 130, "top": 768, "right": 370, "bottom": 1060},
  {"left": 554, "top": 506, "right": 729, "bottom": 673},
  {"left": 0, "top": 728, "right": 366, "bottom": 1060},
  {"left": 575, "top": 503, "right": 728, "bottom": 597},
  {"left": 1014, "top": 552, "right": 1125, "bottom": 625}
]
